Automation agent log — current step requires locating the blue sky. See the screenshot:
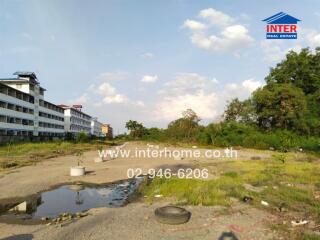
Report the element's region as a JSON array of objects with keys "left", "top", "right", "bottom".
[{"left": 1, "top": 0, "right": 320, "bottom": 133}]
